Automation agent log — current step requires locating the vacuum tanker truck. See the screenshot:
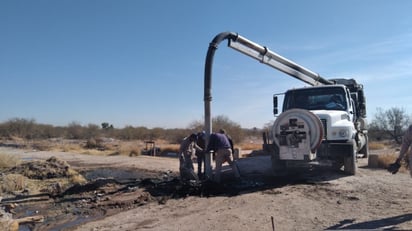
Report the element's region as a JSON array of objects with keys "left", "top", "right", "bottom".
[{"left": 204, "top": 32, "right": 368, "bottom": 176}]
